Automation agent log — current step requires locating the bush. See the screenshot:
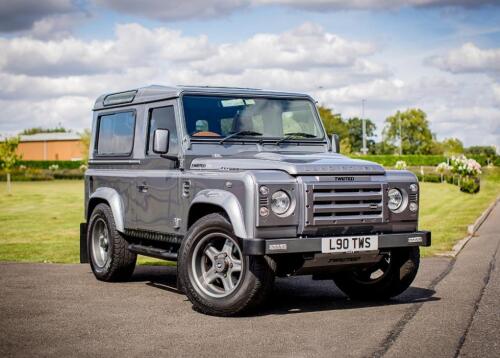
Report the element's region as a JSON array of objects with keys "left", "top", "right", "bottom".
[
  {"left": 0, "top": 168, "right": 84, "bottom": 181},
  {"left": 350, "top": 154, "right": 495, "bottom": 167},
  {"left": 53, "top": 170, "right": 84, "bottom": 180},
  {"left": 0, "top": 160, "right": 85, "bottom": 170},
  {"left": 459, "top": 176, "right": 480, "bottom": 194},
  {"left": 415, "top": 173, "right": 443, "bottom": 183},
  {"left": 0, "top": 168, "right": 54, "bottom": 181}
]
